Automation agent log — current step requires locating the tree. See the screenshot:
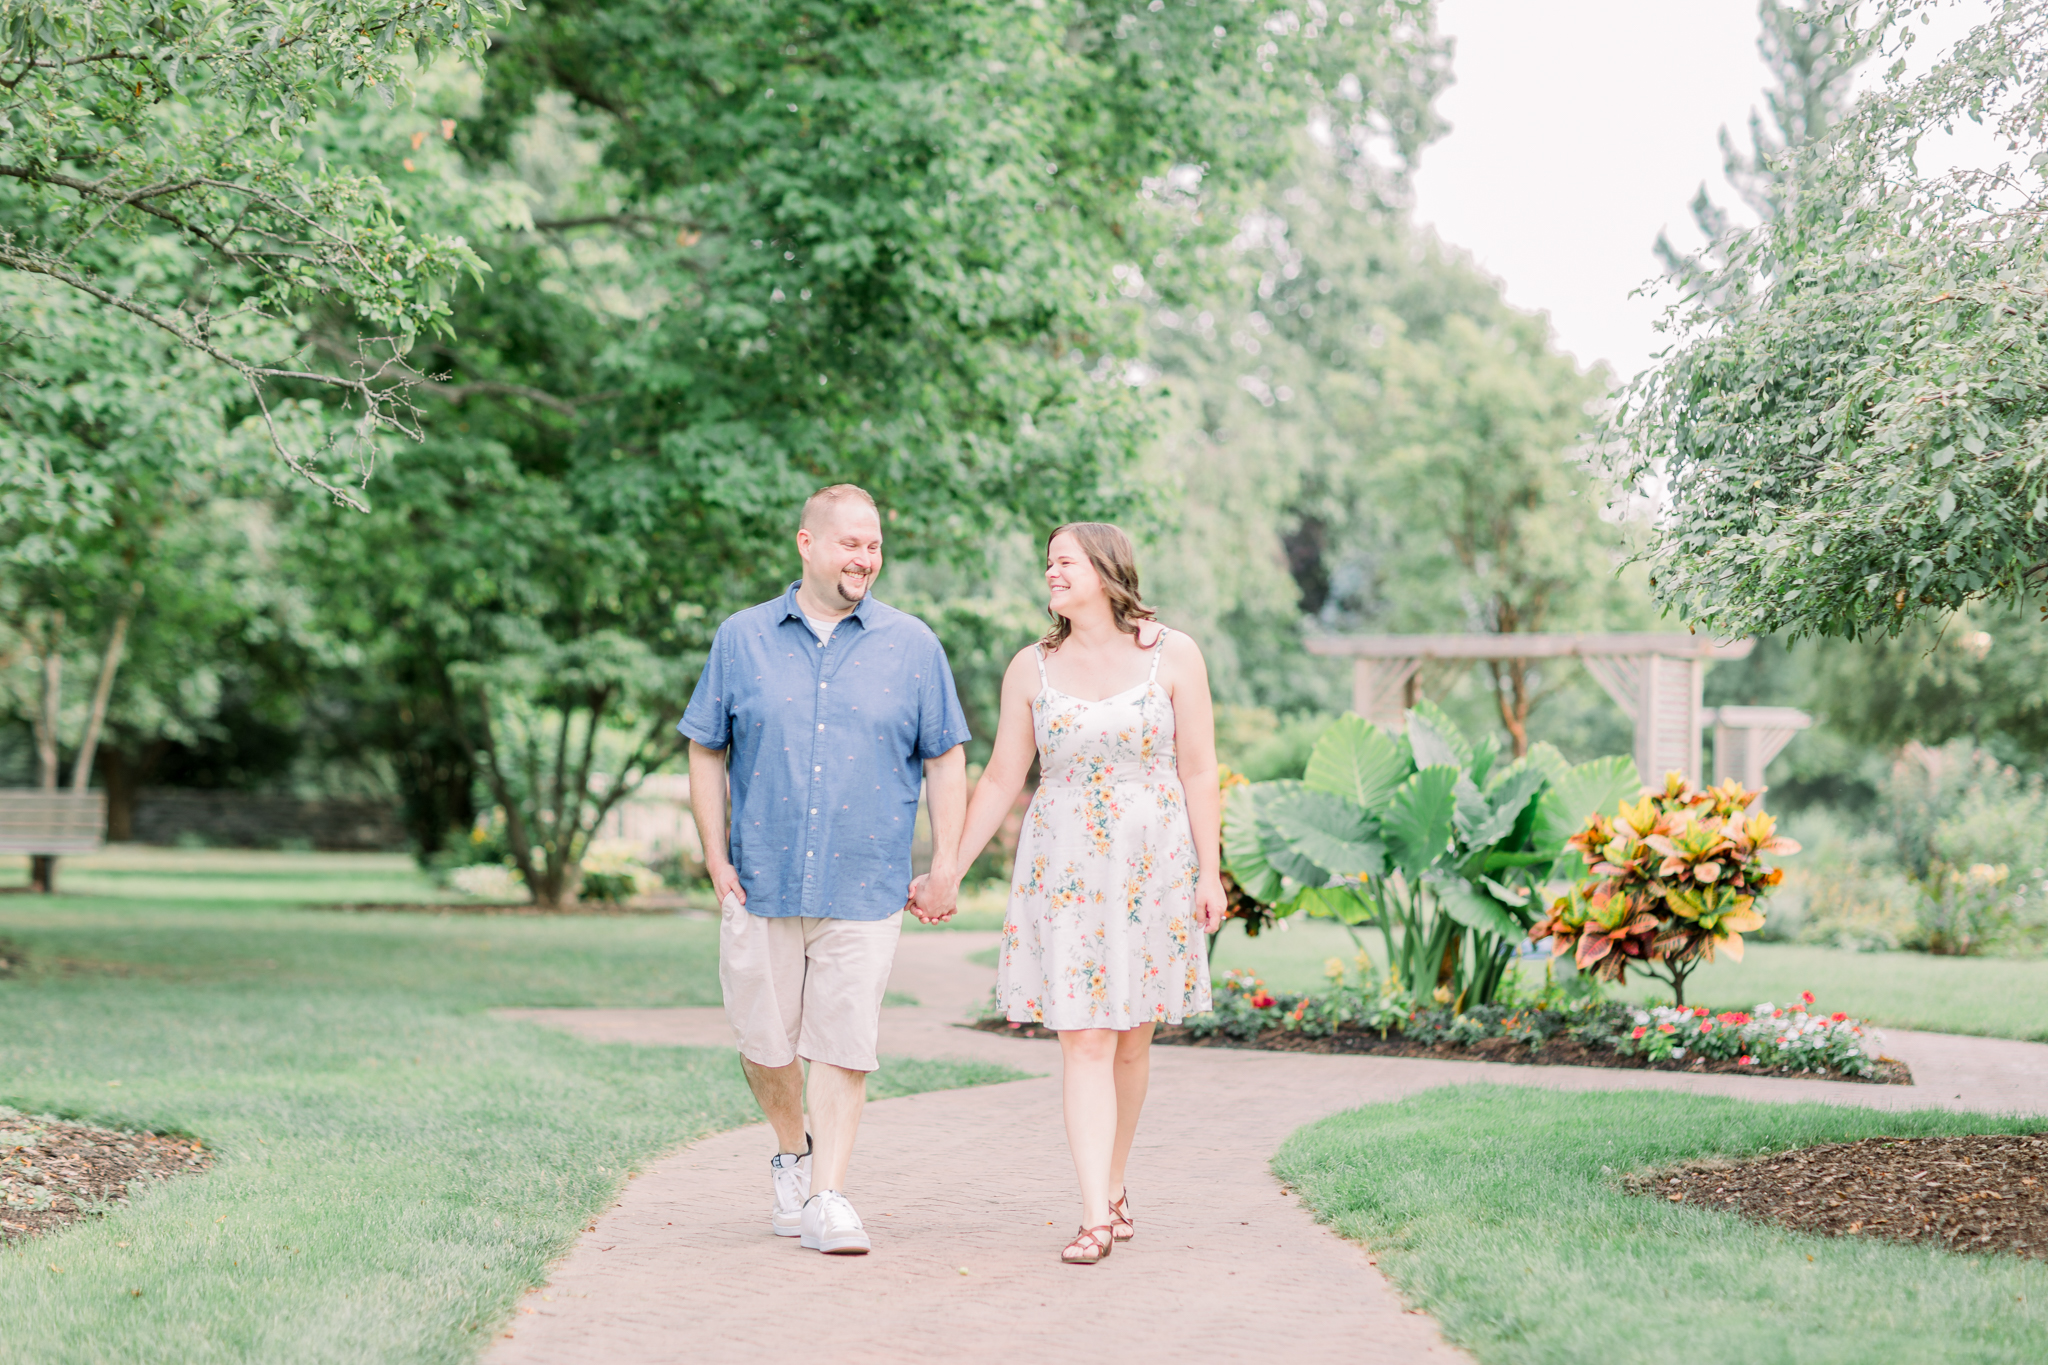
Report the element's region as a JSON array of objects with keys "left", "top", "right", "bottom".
[
  {"left": 1140, "top": 145, "right": 1625, "bottom": 752},
  {"left": 0, "top": 244, "right": 266, "bottom": 888},
  {"left": 0, "top": 0, "right": 519, "bottom": 500},
  {"left": 1615, "top": 1, "right": 2048, "bottom": 641},
  {"left": 1655, "top": 0, "right": 1873, "bottom": 283},
  {"left": 285, "top": 1, "right": 1449, "bottom": 899}
]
